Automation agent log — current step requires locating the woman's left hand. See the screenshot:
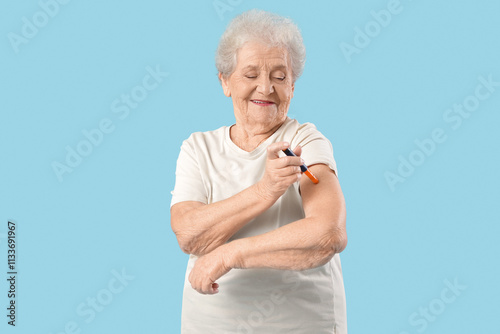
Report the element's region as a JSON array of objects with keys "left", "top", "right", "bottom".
[{"left": 188, "top": 246, "right": 233, "bottom": 294}]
